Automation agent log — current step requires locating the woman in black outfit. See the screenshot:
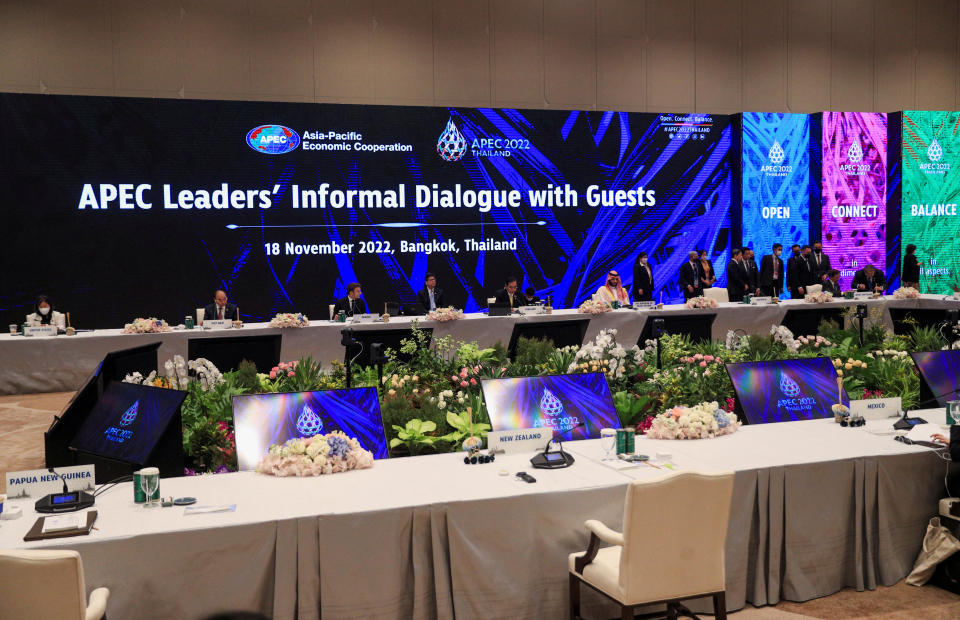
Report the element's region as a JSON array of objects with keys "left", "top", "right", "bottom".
[{"left": 903, "top": 244, "right": 921, "bottom": 290}]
